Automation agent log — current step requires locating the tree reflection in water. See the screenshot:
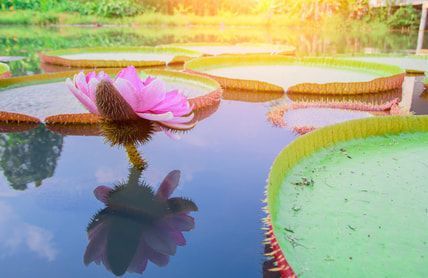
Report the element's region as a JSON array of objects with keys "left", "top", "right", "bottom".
[
  {"left": 0, "top": 125, "right": 63, "bottom": 190},
  {"left": 84, "top": 167, "right": 198, "bottom": 276}
]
